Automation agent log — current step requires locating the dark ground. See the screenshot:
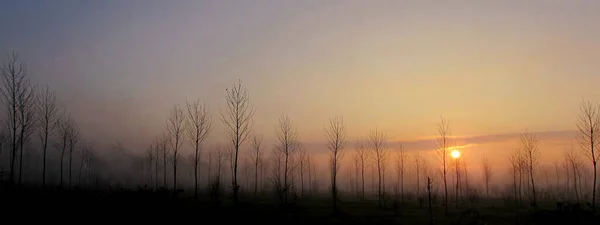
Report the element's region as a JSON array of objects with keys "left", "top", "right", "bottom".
[{"left": 2, "top": 183, "right": 599, "bottom": 225}]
